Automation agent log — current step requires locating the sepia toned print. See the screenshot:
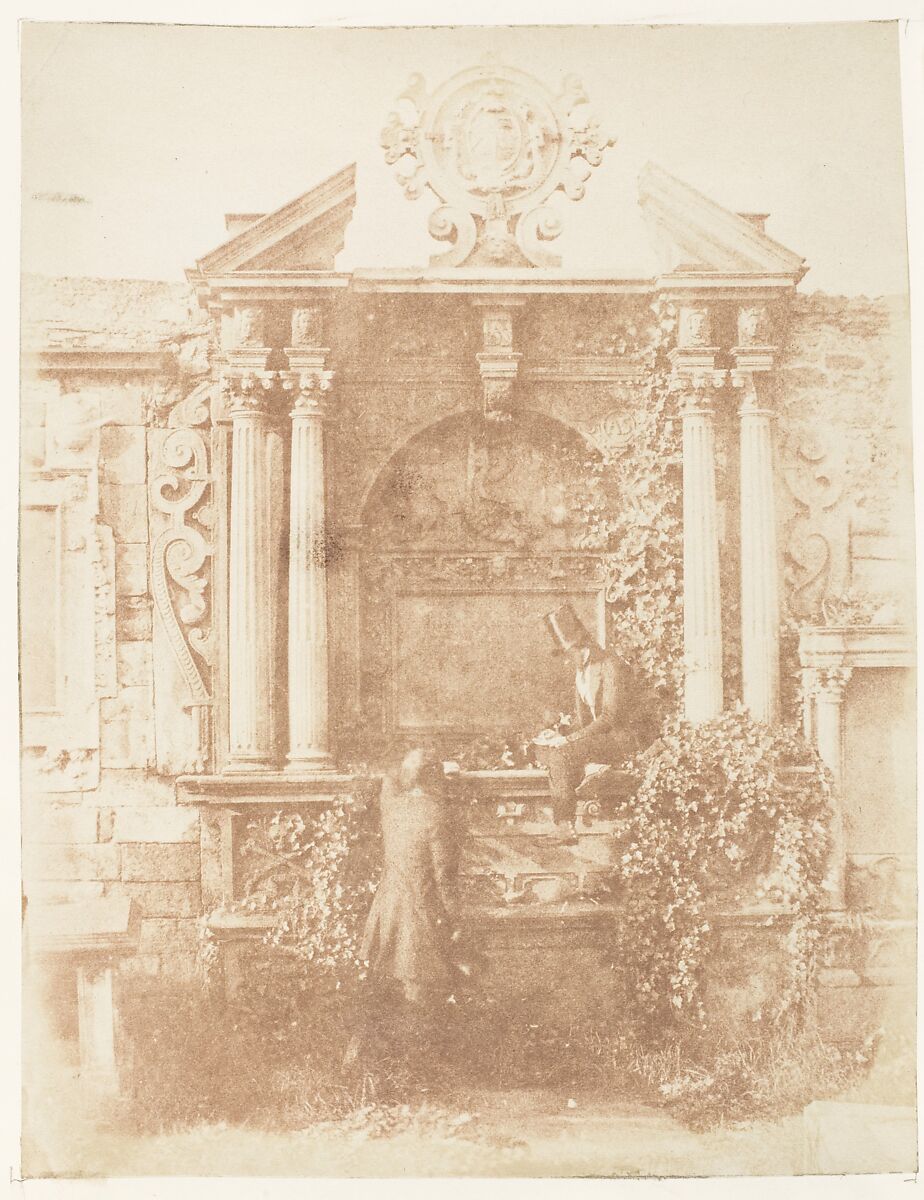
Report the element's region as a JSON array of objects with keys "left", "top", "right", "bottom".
[{"left": 20, "top": 21, "right": 915, "bottom": 1178}]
